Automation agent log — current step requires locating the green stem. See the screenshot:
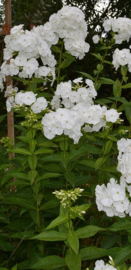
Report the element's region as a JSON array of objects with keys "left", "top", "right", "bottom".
[
  {"left": 94, "top": 49, "right": 108, "bottom": 89},
  {"left": 57, "top": 41, "right": 64, "bottom": 84}
]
